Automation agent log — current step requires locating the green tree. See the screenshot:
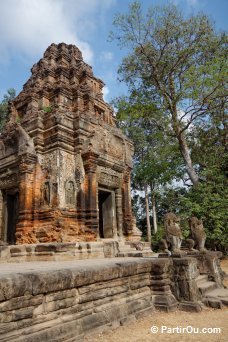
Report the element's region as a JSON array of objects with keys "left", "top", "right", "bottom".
[
  {"left": 111, "top": 3, "right": 227, "bottom": 250},
  {"left": 0, "top": 88, "right": 16, "bottom": 132},
  {"left": 181, "top": 180, "right": 228, "bottom": 252},
  {"left": 114, "top": 95, "right": 182, "bottom": 241},
  {"left": 182, "top": 108, "right": 228, "bottom": 251},
  {"left": 110, "top": 2, "right": 227, "bottom": 185}
]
